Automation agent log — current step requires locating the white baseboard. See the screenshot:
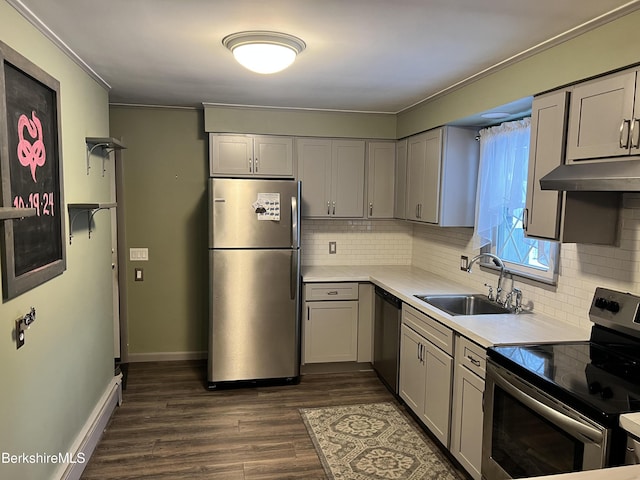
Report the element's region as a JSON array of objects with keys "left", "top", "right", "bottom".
[
  {"left": 55, "top": 374, "right": 122, "bottom": 480},
  {"left": 127, "top": 351, "right": 207, "bottom": 363}
]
